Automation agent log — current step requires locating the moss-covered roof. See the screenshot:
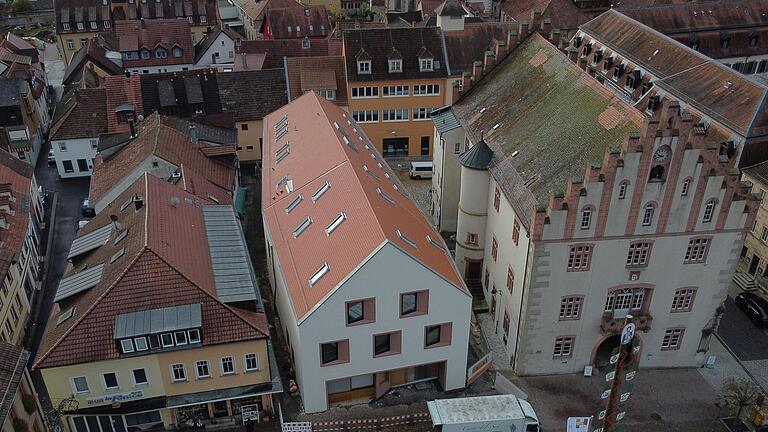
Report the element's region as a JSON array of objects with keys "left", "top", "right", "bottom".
[{"left": 454, "top": 33, "right": 643, "bottom": 228}]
